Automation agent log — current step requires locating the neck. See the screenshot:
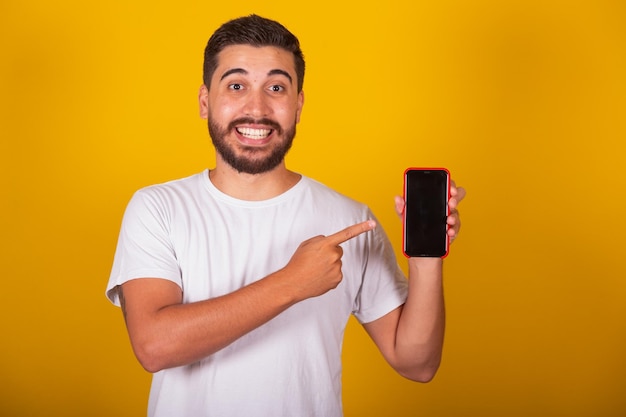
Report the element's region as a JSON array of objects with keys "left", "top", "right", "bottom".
[{"left": 208, "top": 160, "right": 301, "bottom": 201}]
